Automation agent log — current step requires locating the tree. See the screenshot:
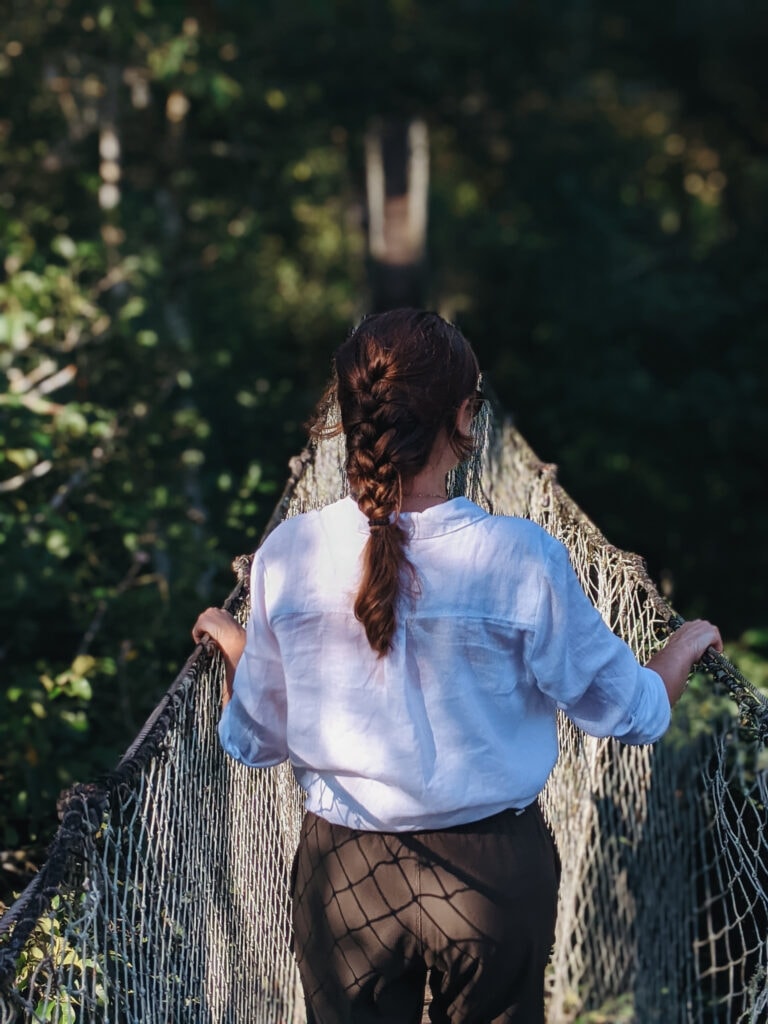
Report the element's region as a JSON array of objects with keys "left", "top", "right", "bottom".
[{"left": 1, "top": 0, "right": 765, "bottom": 883}]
